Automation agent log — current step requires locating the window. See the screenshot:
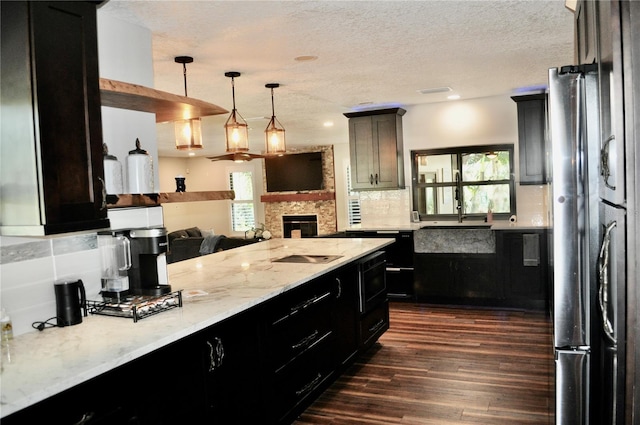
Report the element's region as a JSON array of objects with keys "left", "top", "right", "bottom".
[
  {"left": 229, "top": 170, "right": 255, "bottom": 232},
  {"left": 346, "top": 165, "right": 361, "bottom": 225},
  {"left": 412, "top": 144, "right": 515, "bottom": 221}
]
